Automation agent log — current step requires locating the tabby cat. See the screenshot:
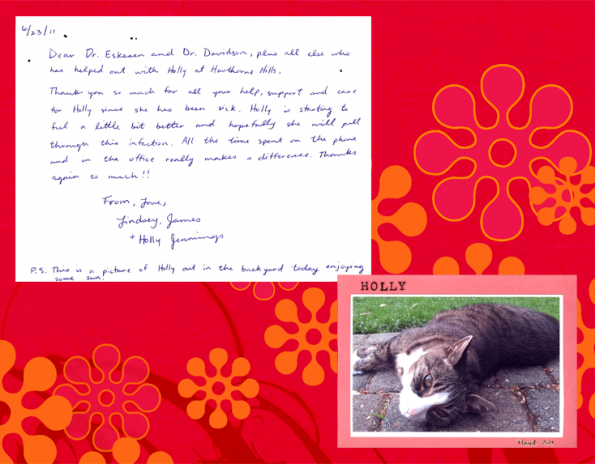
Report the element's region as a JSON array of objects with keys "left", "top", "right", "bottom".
[{"left": 353, "top": 304, "right": 559, "bottom": 426}]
